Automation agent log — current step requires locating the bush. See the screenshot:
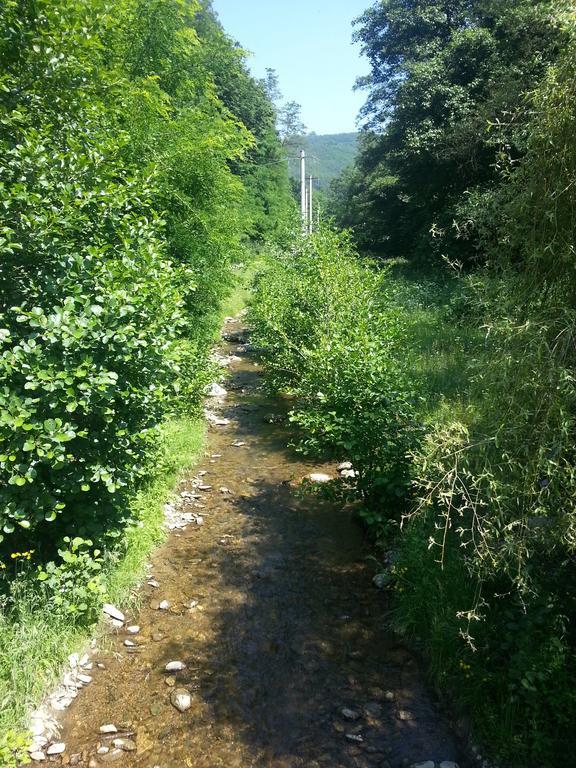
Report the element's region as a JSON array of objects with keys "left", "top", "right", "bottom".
[{"left": 250, "top": 228, "right": 422, "bottom": 522}]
